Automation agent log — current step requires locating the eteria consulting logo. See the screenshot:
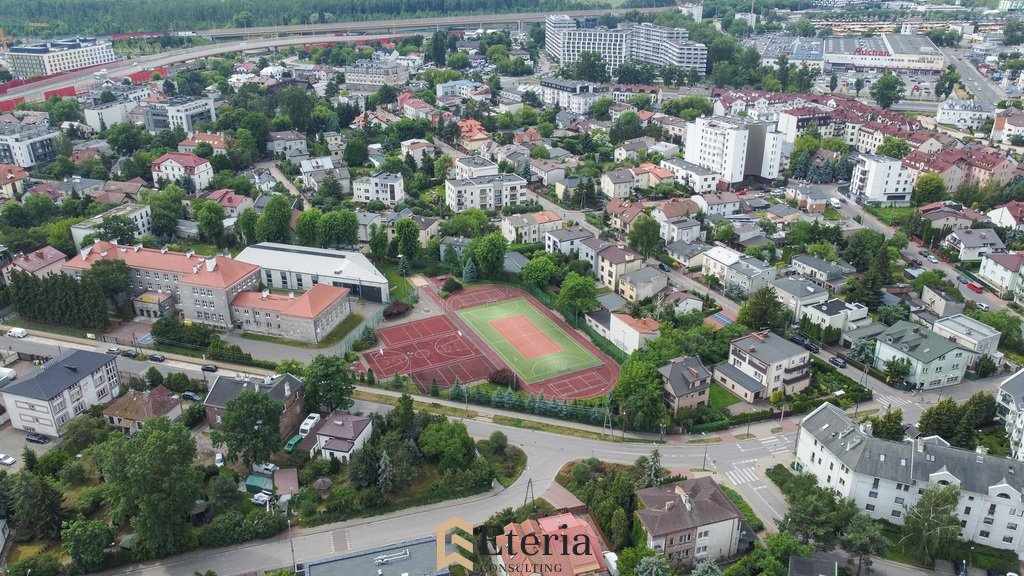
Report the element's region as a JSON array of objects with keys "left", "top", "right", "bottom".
[{"left": 435, "top": 516, "right": 595, "bottom": 573}]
